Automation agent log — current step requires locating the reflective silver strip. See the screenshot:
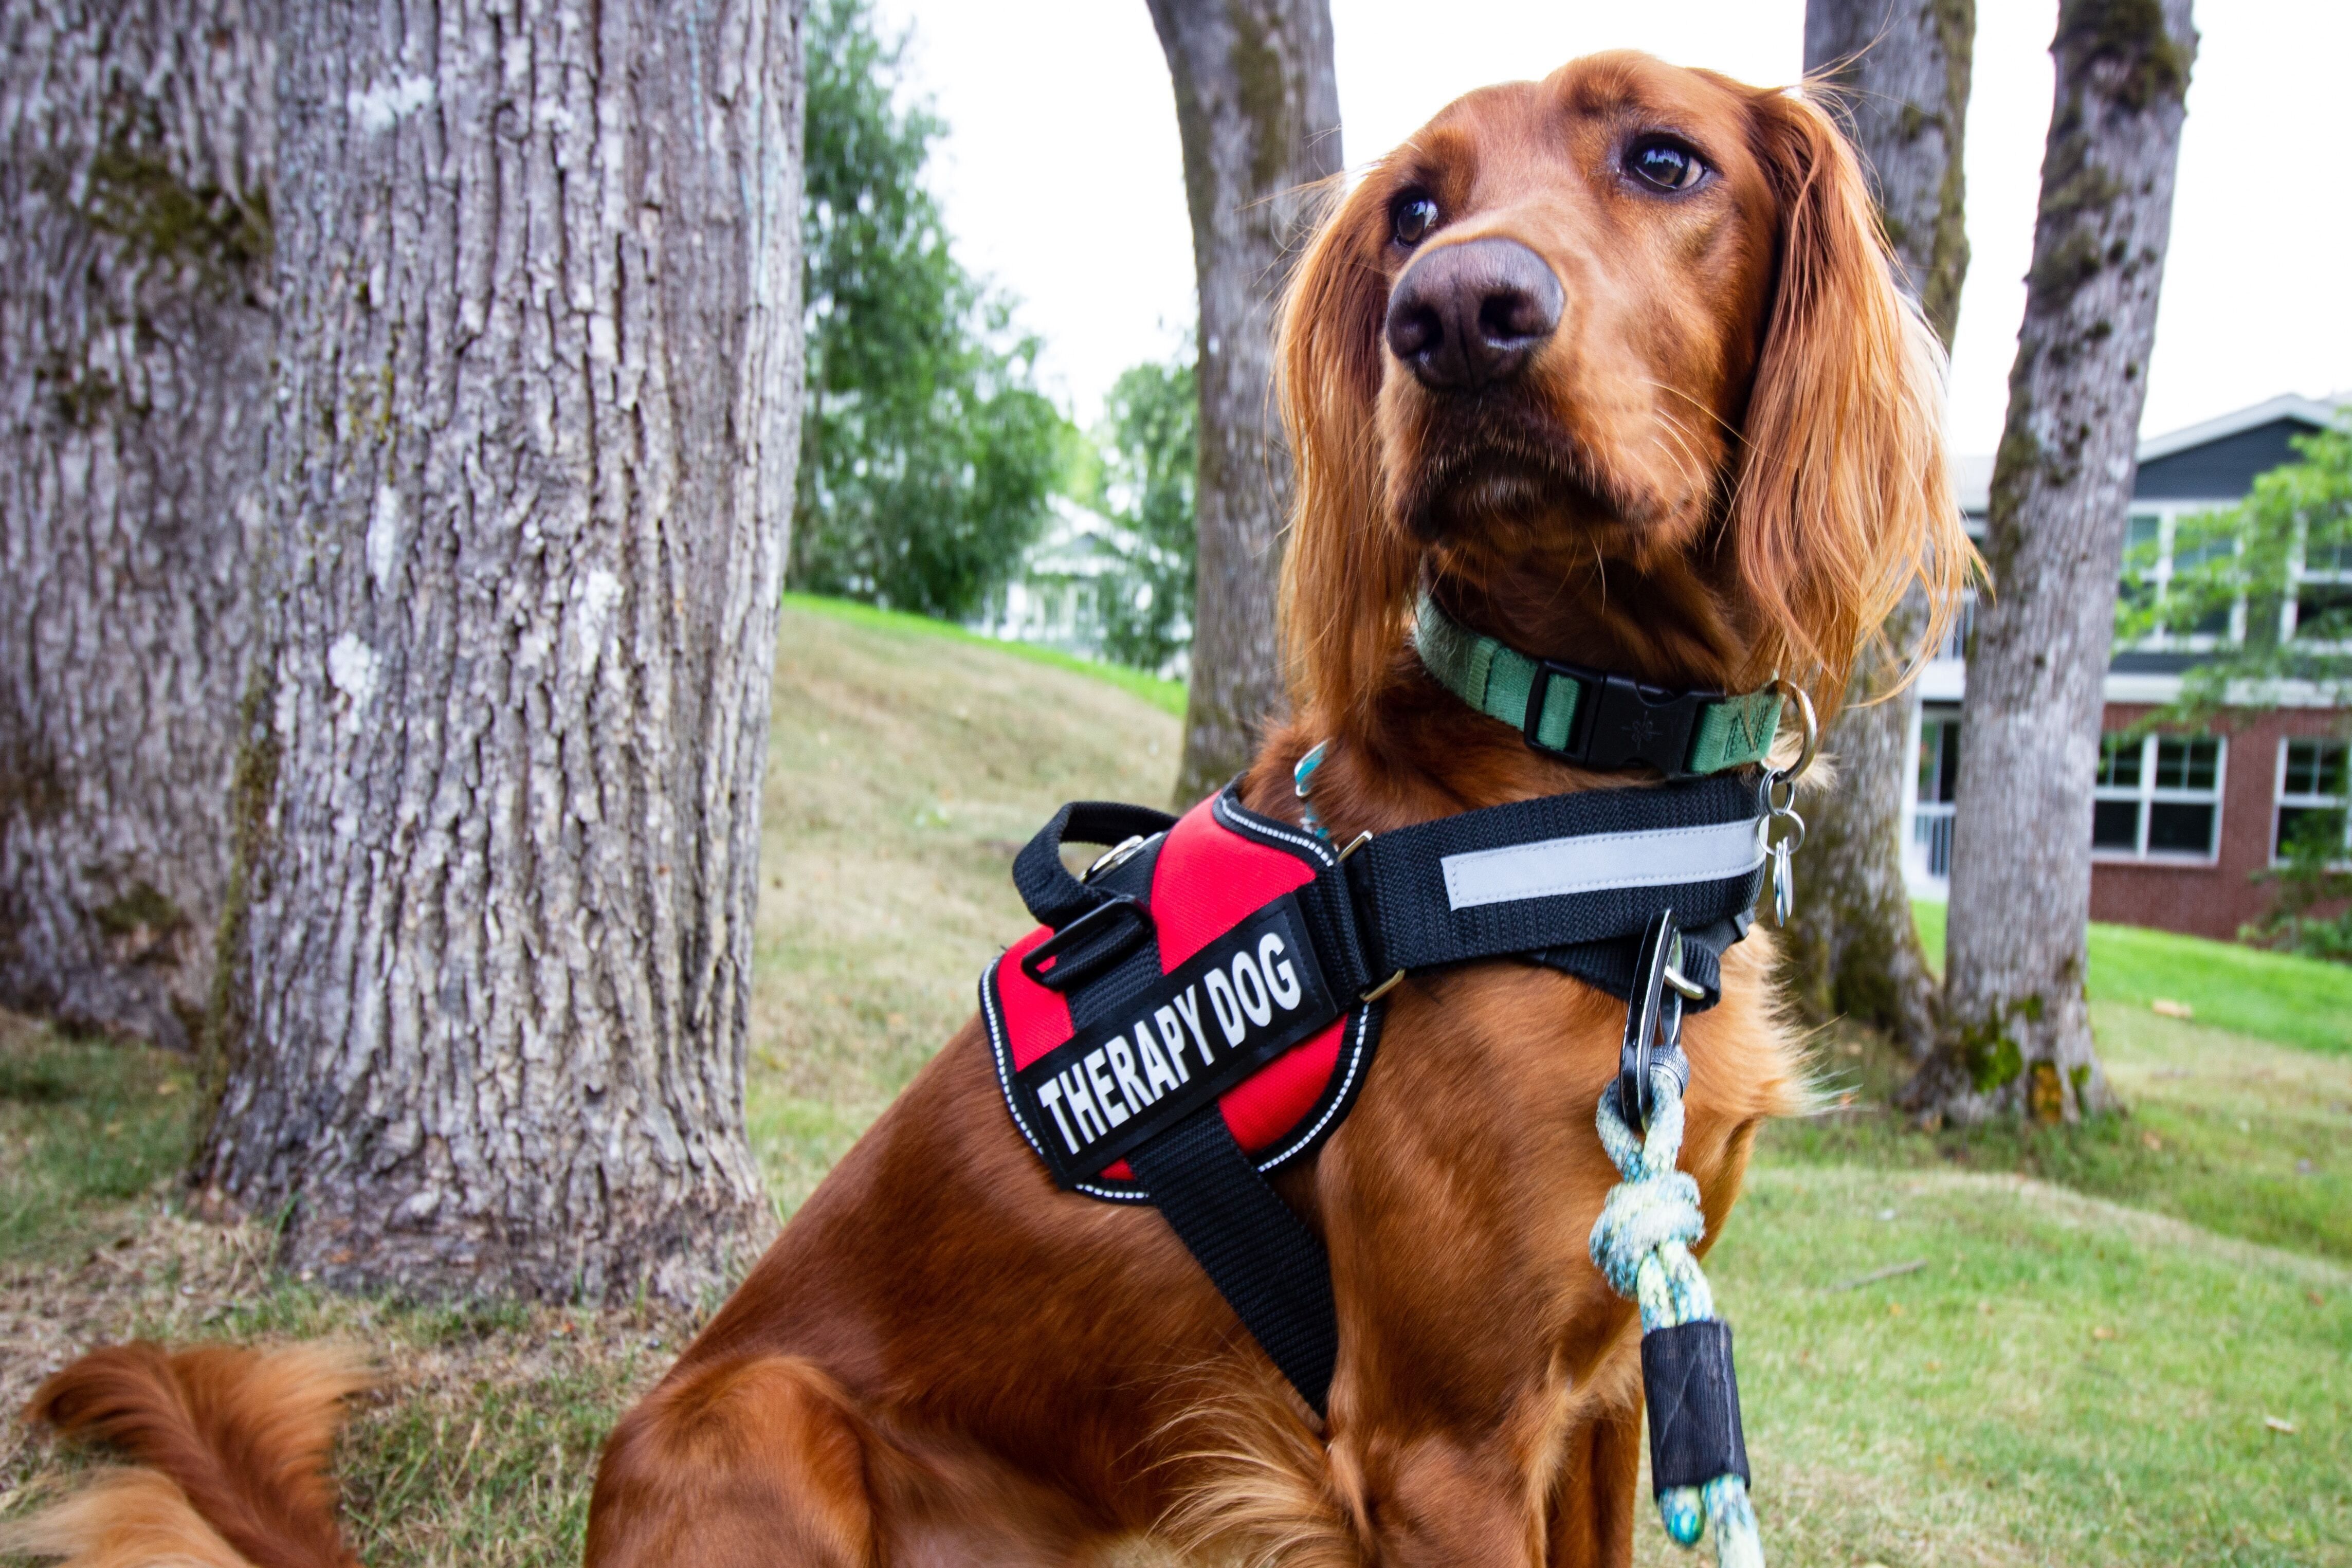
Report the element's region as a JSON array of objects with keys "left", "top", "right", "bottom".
[{"left": 1441, "top": 818, "right": 1765, "bottom": 910}]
